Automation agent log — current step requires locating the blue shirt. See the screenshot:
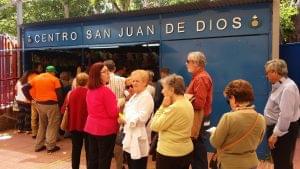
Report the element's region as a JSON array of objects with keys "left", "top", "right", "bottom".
[{"left": 264, "top": 77, "right": 300, "bottom": 137}]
